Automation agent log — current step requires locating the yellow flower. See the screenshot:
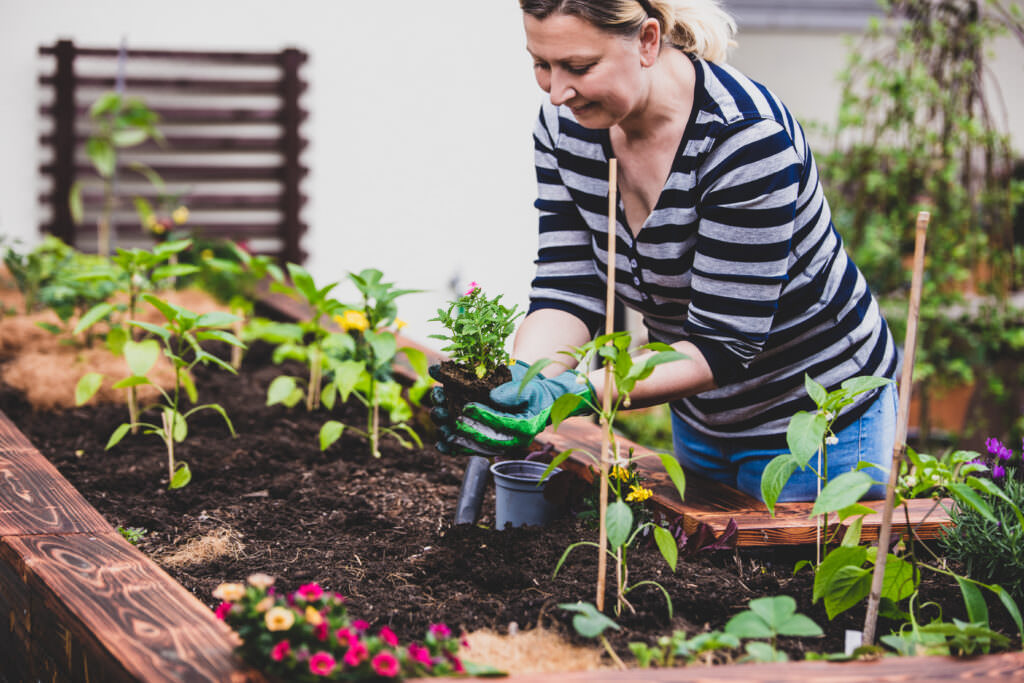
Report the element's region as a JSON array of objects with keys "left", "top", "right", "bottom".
[
  {"left": 212, "top": 582, "right": 246, "bottom": 602},
  {"left": 172, "top": 206, "right": 190, "bottom": 225},
  {"left": 625, "top": 484, "right": 653, "bottom": 503},
  {"left": 305, "top": 605, "right": 324, "bottom": 626},
  {"left": 265, "top": 606, "right": 295, "bottom": 632},
  {"left": 394, "top": 318, "right": 407, "bottom": 331},
  {"left": 335, "top": 310, "right": 369, "bottom": 332},
  {"left": 247, "top": 573, "right": 275, "bottom": 589},
  {"left": 200, "top": 249, "right": 214, "bottom": 260},
  {"left": 151, "top": 221, "right": 167, "bottom": 235},
  {"left": 610, "top": 466, "right": 631, "bottom": 482},
  {"left": 255, "top": 597, "right": 274, "bottom": 613},
  {"left": 144, "top": 213, "right": 158, "bottom": 228}
]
